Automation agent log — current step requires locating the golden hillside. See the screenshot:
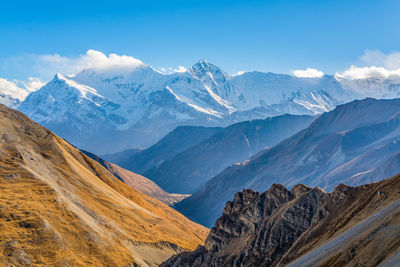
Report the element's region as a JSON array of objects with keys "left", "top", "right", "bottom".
[
  {"left": 0, "top": 104, "right": 208, "bottom": 266},
  {"left": 82, "top": 150, "right": 189, "bottom": 206}
]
